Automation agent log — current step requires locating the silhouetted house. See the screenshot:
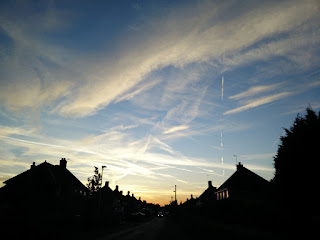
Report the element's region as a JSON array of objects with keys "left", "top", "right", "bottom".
[
  {"left": 0, "top": 158, "right": 87, "bottom": 216},
  {"left": 215, "top": 162, "right": 270, "bottom": 201},
  {"left": 183, "top": 194, "right": 197, "bottom": 208},
  {"left": 99, "top": 181, "right": 114, "bottom": 220},
  {"left": 97, "top": 183, "right": 147, "bottom": 223},
  {"left": 198, "top": 181, "right": 217, "bottom": 206}
]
